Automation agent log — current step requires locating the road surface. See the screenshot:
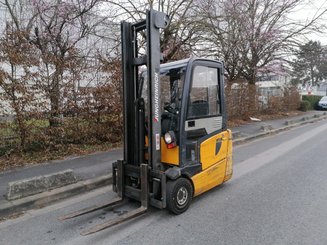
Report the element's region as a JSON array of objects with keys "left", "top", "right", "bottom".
[{"left": 1, "top": 119, "right": 327, "bottom": 245}]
